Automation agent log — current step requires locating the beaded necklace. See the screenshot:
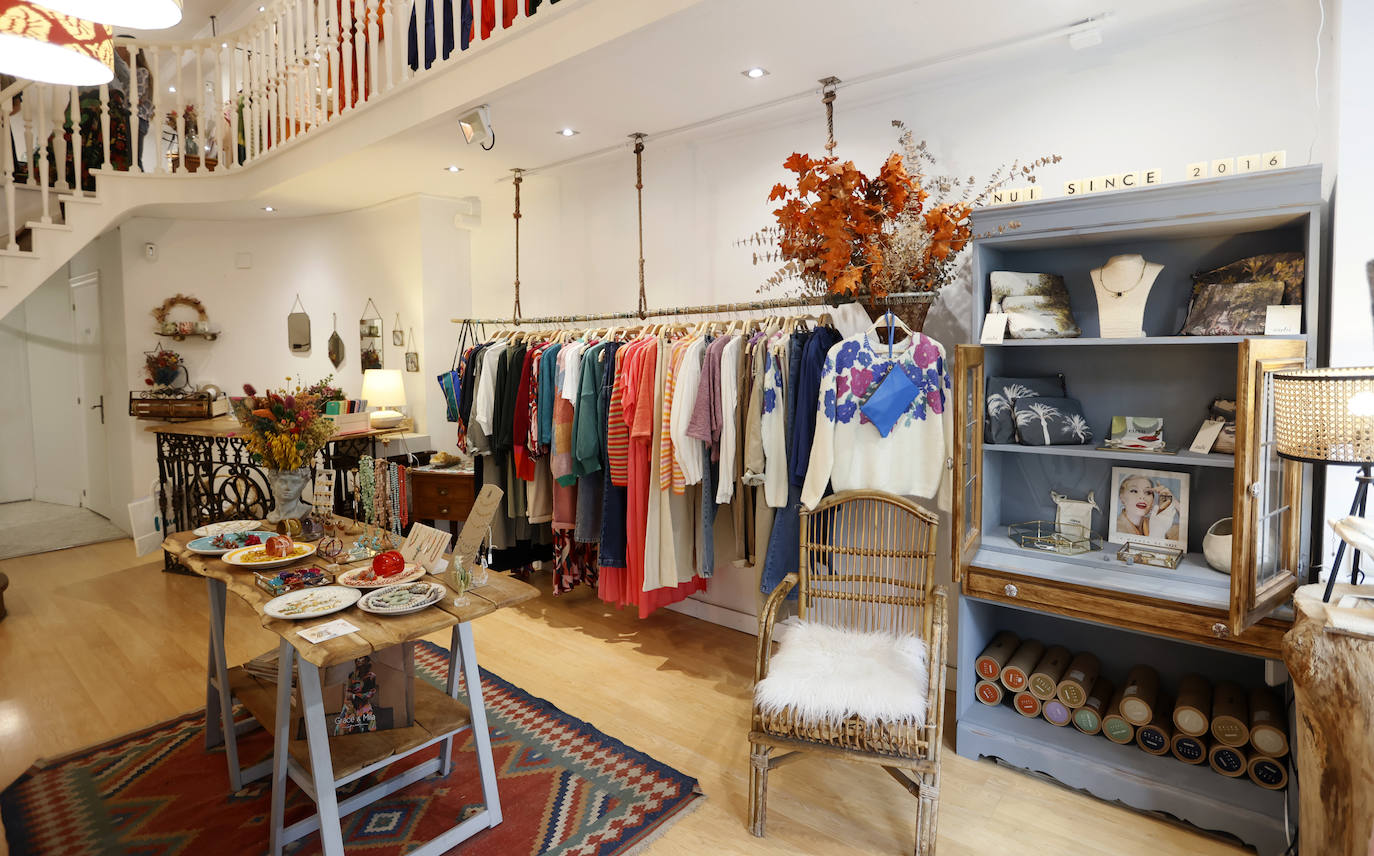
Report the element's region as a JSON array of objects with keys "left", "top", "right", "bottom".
[{"left": 359, "top": 456, "right": 375, "bottom": 527}]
